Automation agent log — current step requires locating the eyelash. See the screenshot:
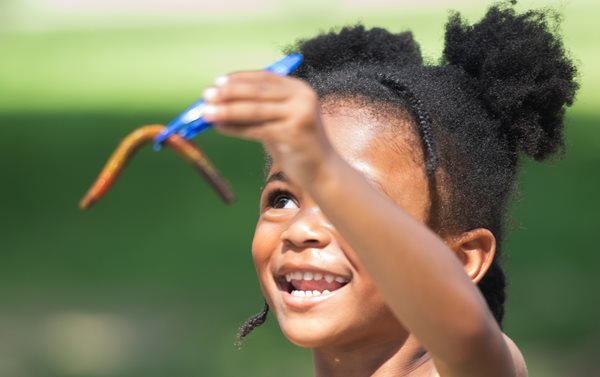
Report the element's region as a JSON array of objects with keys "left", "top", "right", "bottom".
[{"left": 265, "top": 189, "right": 296, "bottom": 209}]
